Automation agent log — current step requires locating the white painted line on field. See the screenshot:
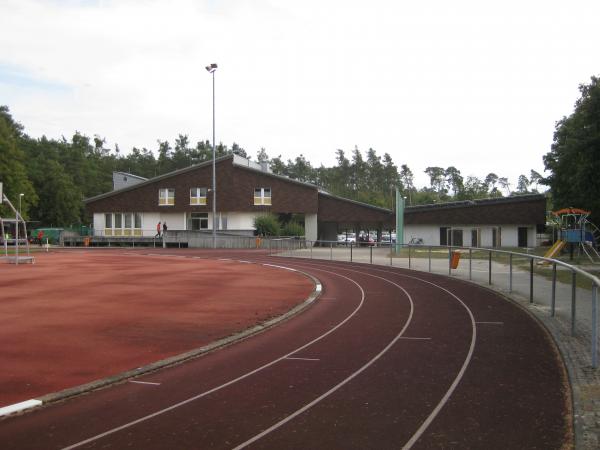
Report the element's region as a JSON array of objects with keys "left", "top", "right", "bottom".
[
  {"left": 129, "top": 381, "right": 161, "bottom": 386},
  {"left": 218, "top": 258, "right": 232, "bottom": 261},
  {"left": 238, "top": 260, "right": 252, "bottom": 264},
  {"left": 262, "top": 263, "right": 297, "bottom": 272},
  {"left": 476, "top": 321, "right": 504, "bottom": 325},
  {"left": 0, "top": 399, "right": 42, "bottom": 417},
  {"left": 285, "top": 357, "right": 320, "bottom": 361},
  {"left": 399, "top": 337, "right": 432, "bottom": 340}
]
